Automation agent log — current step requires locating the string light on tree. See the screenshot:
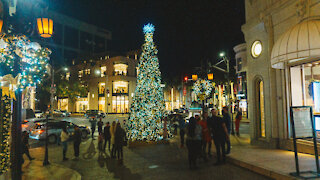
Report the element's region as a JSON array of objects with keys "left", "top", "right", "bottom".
[
  {"left": 127, "top": 23, "right": 166, "bottom": 141},
  {"left": 0, "top": 93, "right": 11, "bottom": 174}
]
